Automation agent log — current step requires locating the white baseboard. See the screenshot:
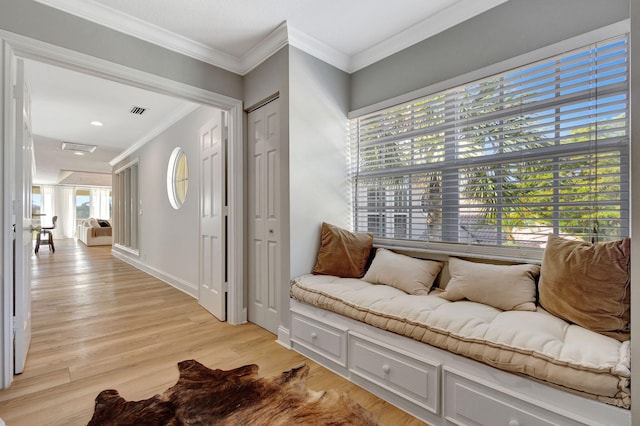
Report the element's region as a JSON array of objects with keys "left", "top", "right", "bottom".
[
  {"left": 276, "top": 325, "right": 291, "bottom": 348},
  {"left": 111, "top": 249, "right": 198, "bottom": 298}
]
